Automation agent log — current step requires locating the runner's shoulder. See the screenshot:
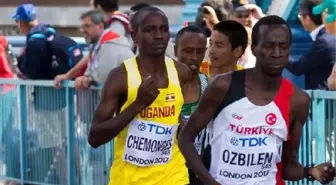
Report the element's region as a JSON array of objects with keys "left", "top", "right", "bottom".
[
  {"left": 104, "top": 63, "right": 127, "bottom": 93},
  {"left": 291, "top": 85, "right": 310, "bottom": 108},
  {"left": 208, "top": 72, "right": 233, "bottom": 94},
  {"left": 290, "top": 84, "right": 310, "bottom": 122}
]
